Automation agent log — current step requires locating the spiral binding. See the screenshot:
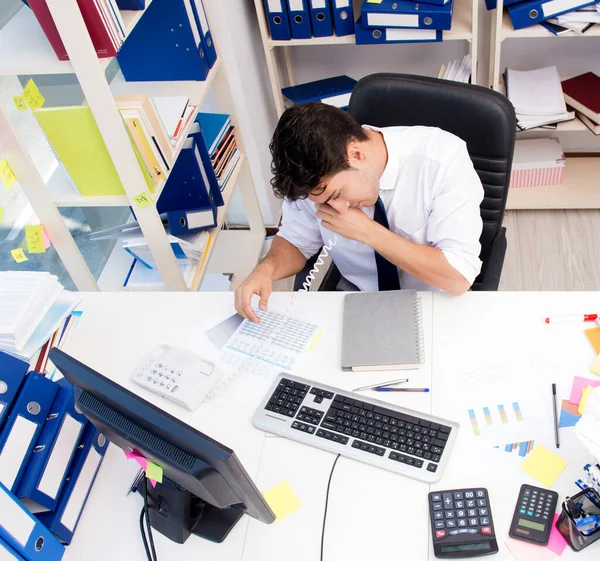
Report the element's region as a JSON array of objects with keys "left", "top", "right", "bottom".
[{"left": 415, "top": 293, "right": 425, "bottom": 365}]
